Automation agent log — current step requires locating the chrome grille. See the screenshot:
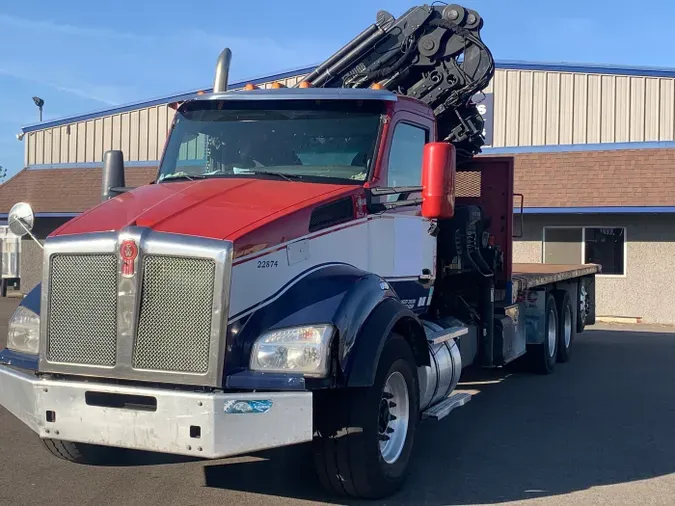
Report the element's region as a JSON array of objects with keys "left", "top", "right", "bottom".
[
  {"left": 133, "top": 255, "right": 216, "bottom": 373},
  {"left": 47, "top": 254, "right": 118, "bottom": 366}
]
